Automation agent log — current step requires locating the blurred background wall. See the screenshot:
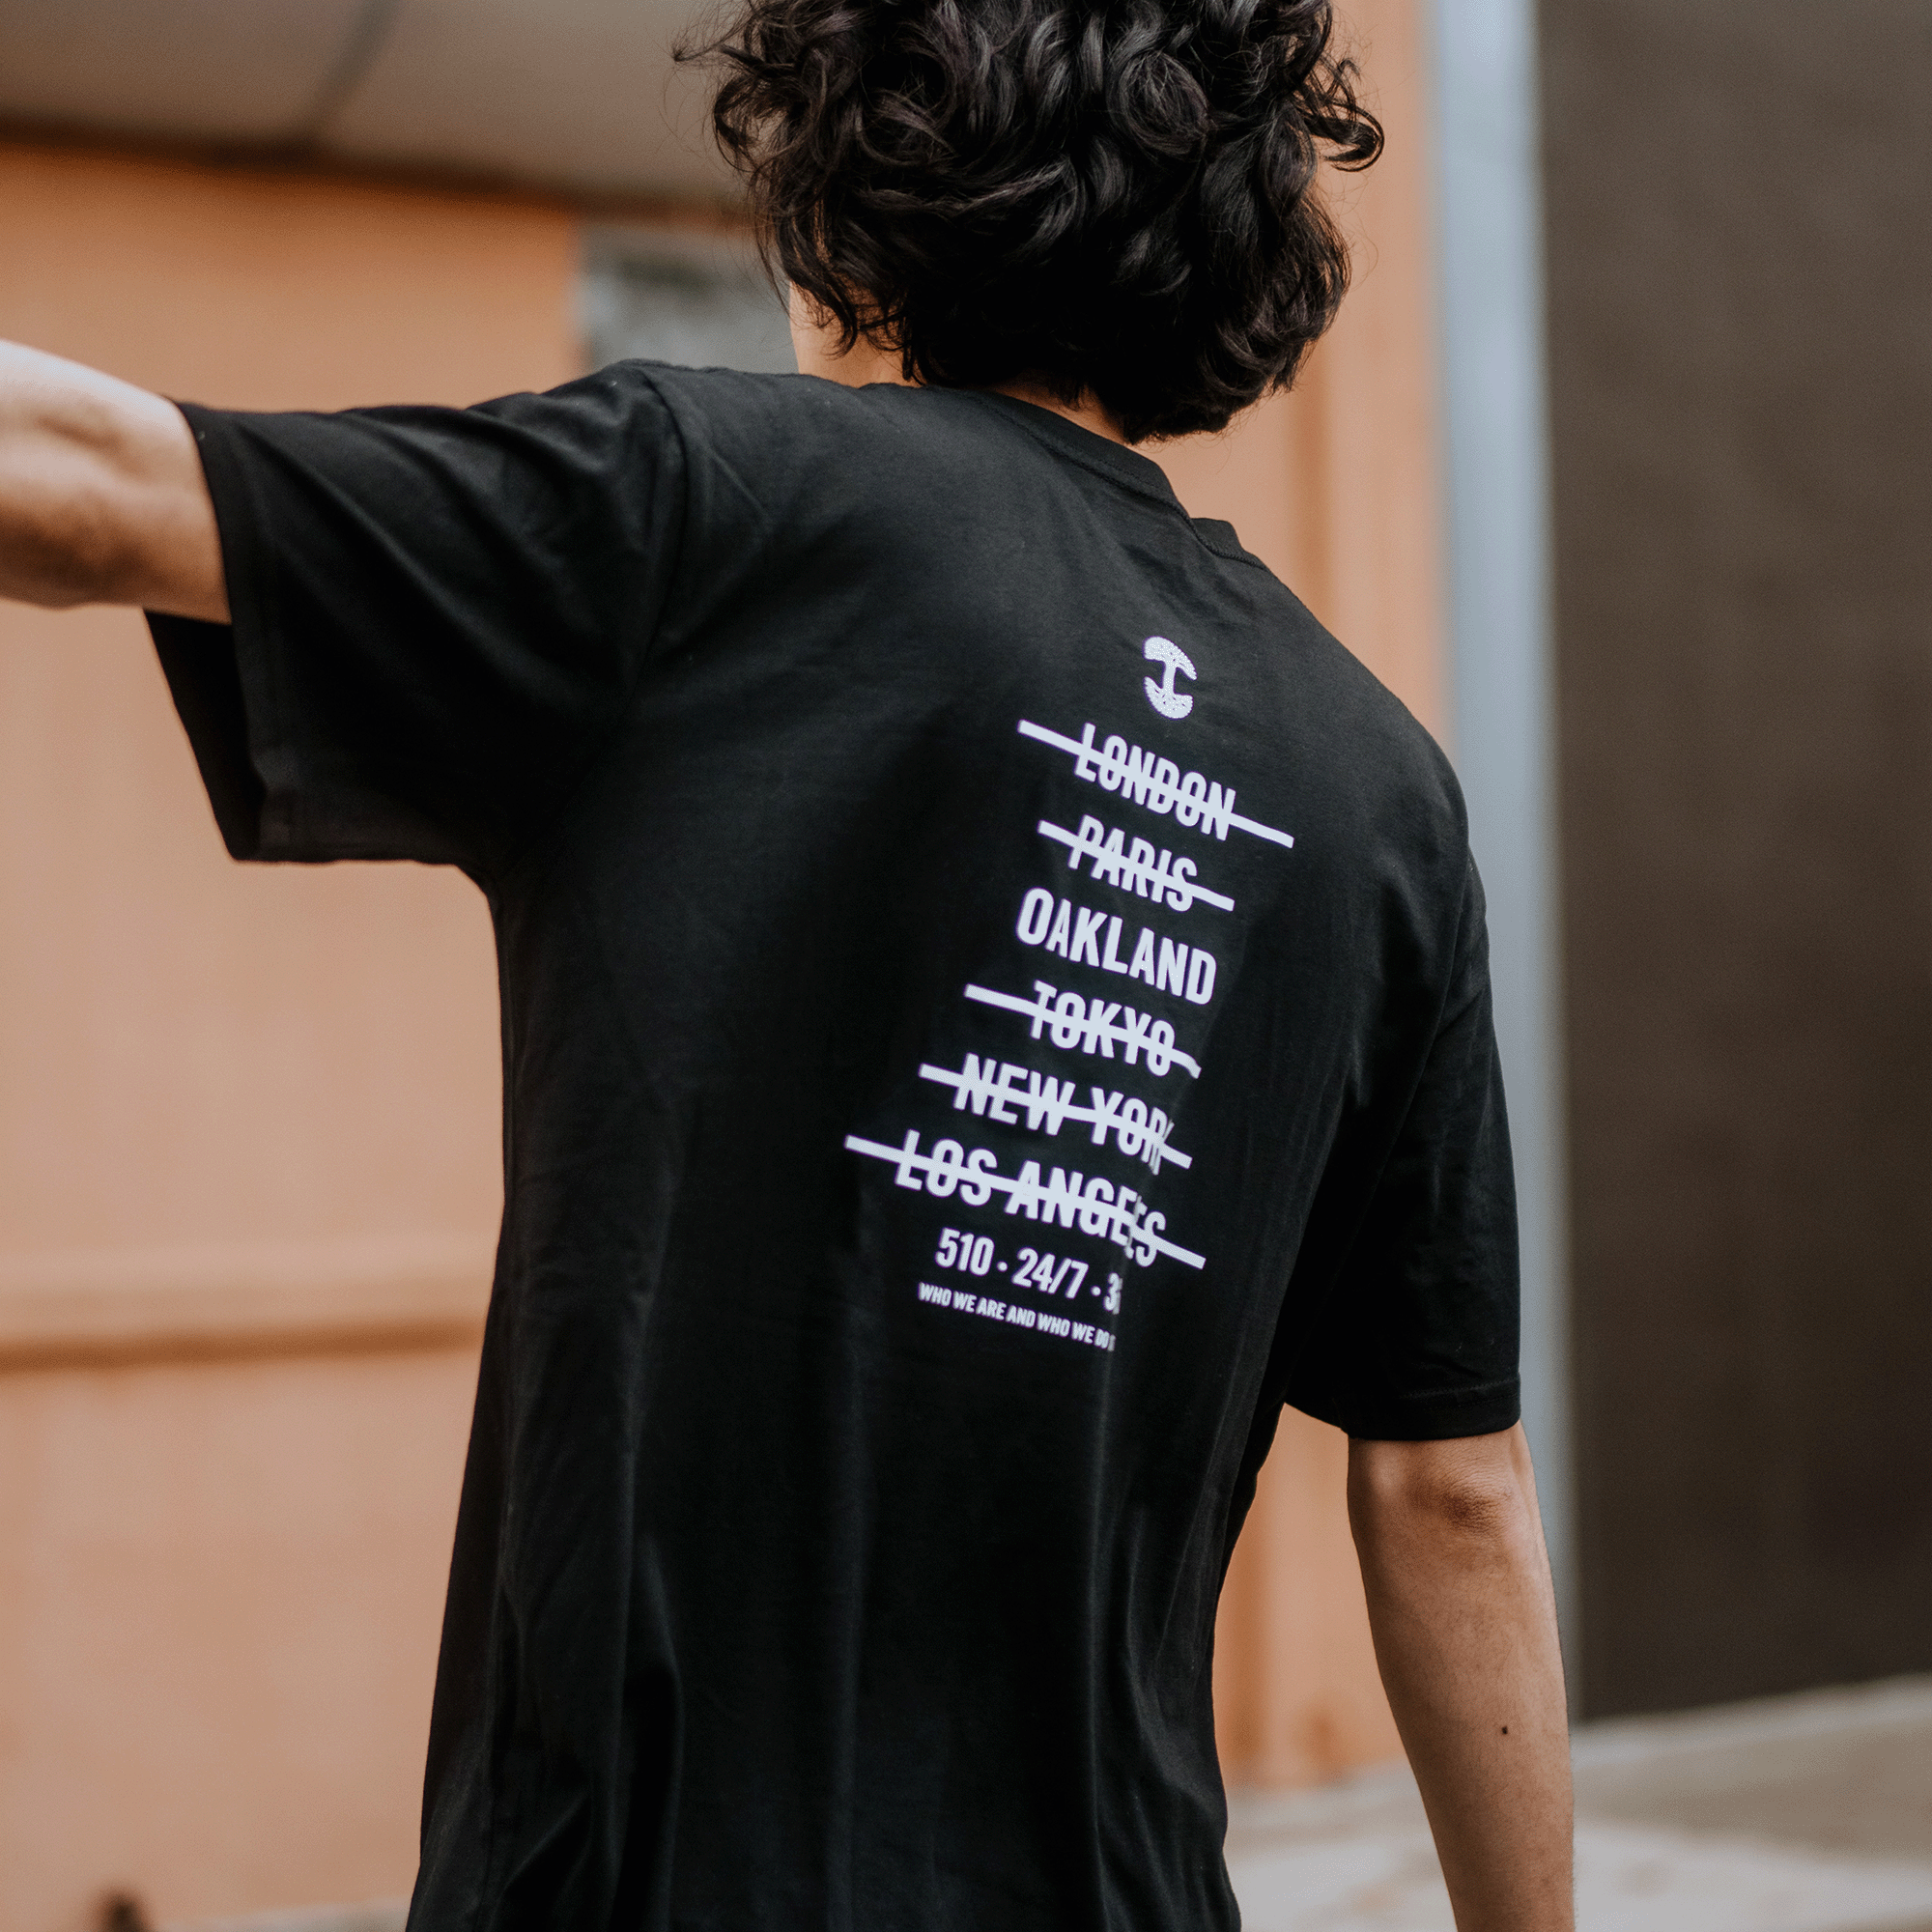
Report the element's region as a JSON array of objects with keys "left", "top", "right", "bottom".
[
  {"left": 0, "top": 147, "right": 567, "bottom": 1932},
  {"left": 1540, "top": 0, "right": 1932, "bottom": 1718},
  {"left": 0, "top": 0, "right": 1926, "bottom": 1926}
]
